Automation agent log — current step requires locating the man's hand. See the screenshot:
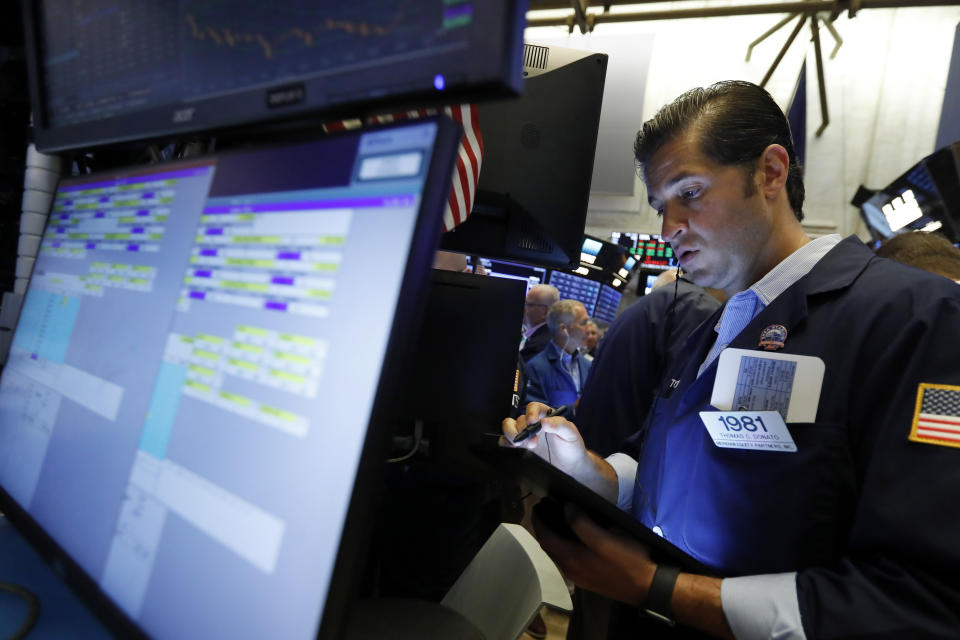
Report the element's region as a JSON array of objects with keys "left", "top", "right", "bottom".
[
  {"left": 533, "top": 503, "right": 656, "bottom": 606},
  {"left": 533, "top": 504, "right": 735, "bottom": 638},
  {"left": 500, "top": 402, "right": 589, "bottom": 477}
]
